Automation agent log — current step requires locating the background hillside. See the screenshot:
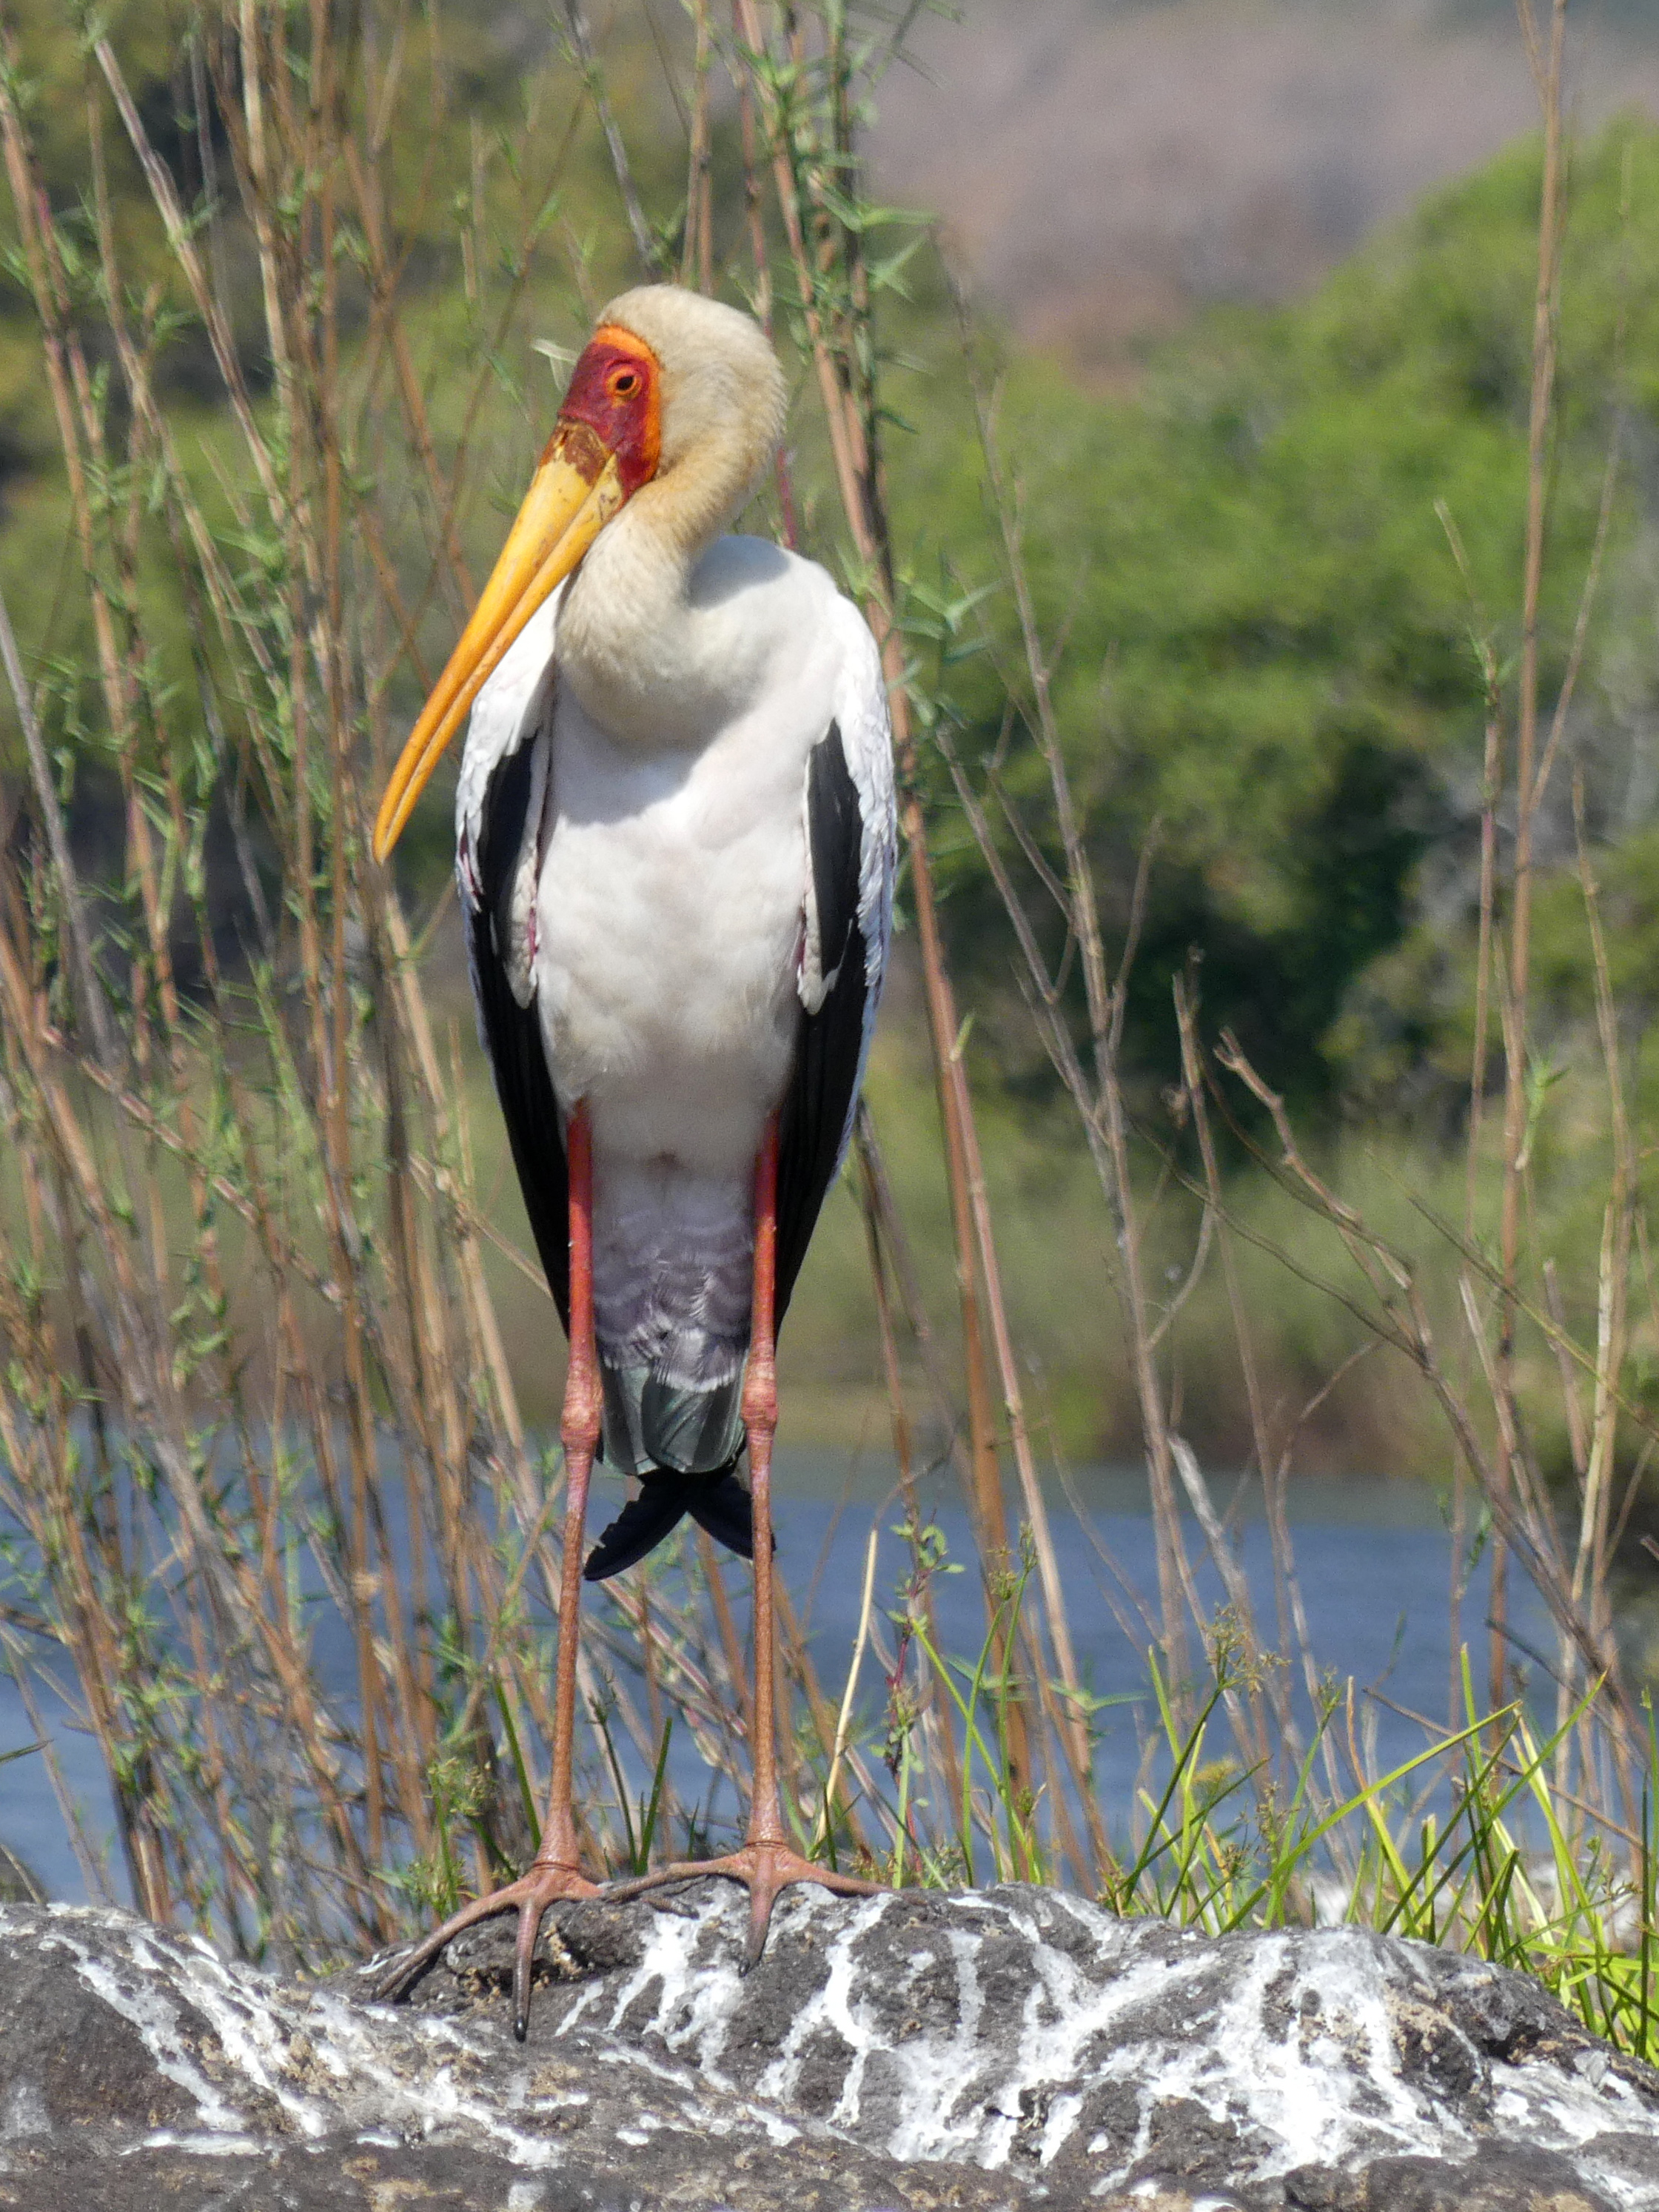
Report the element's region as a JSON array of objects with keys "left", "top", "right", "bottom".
[{"left": 870, "top": 0, "right": 1659, "bottom": 364}]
